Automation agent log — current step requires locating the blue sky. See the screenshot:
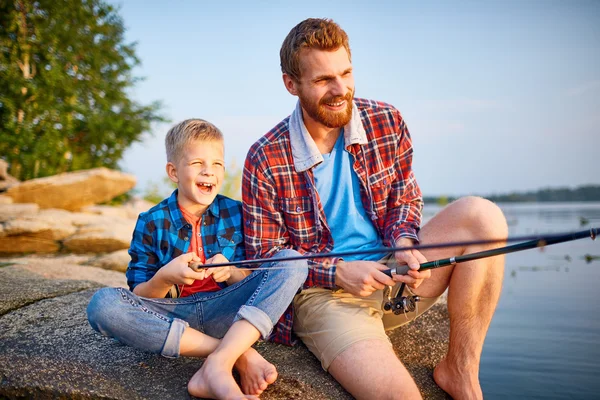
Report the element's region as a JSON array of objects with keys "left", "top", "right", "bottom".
[{"left": 114, "top": 0, "right": 599, "bottom": 197}]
